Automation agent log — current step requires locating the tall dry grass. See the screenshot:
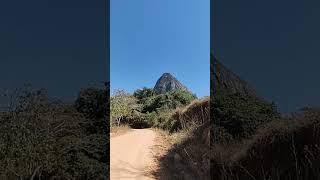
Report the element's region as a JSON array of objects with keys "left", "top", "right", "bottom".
[
  {"left": 156, "top": 98, "right": 211, "bottom": 180},
  {"left": 211, "top": 108, "right": 320, "bottom": 180},
  {"left": 171, "top": 97, "right": 209, "bottom": 131}
]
